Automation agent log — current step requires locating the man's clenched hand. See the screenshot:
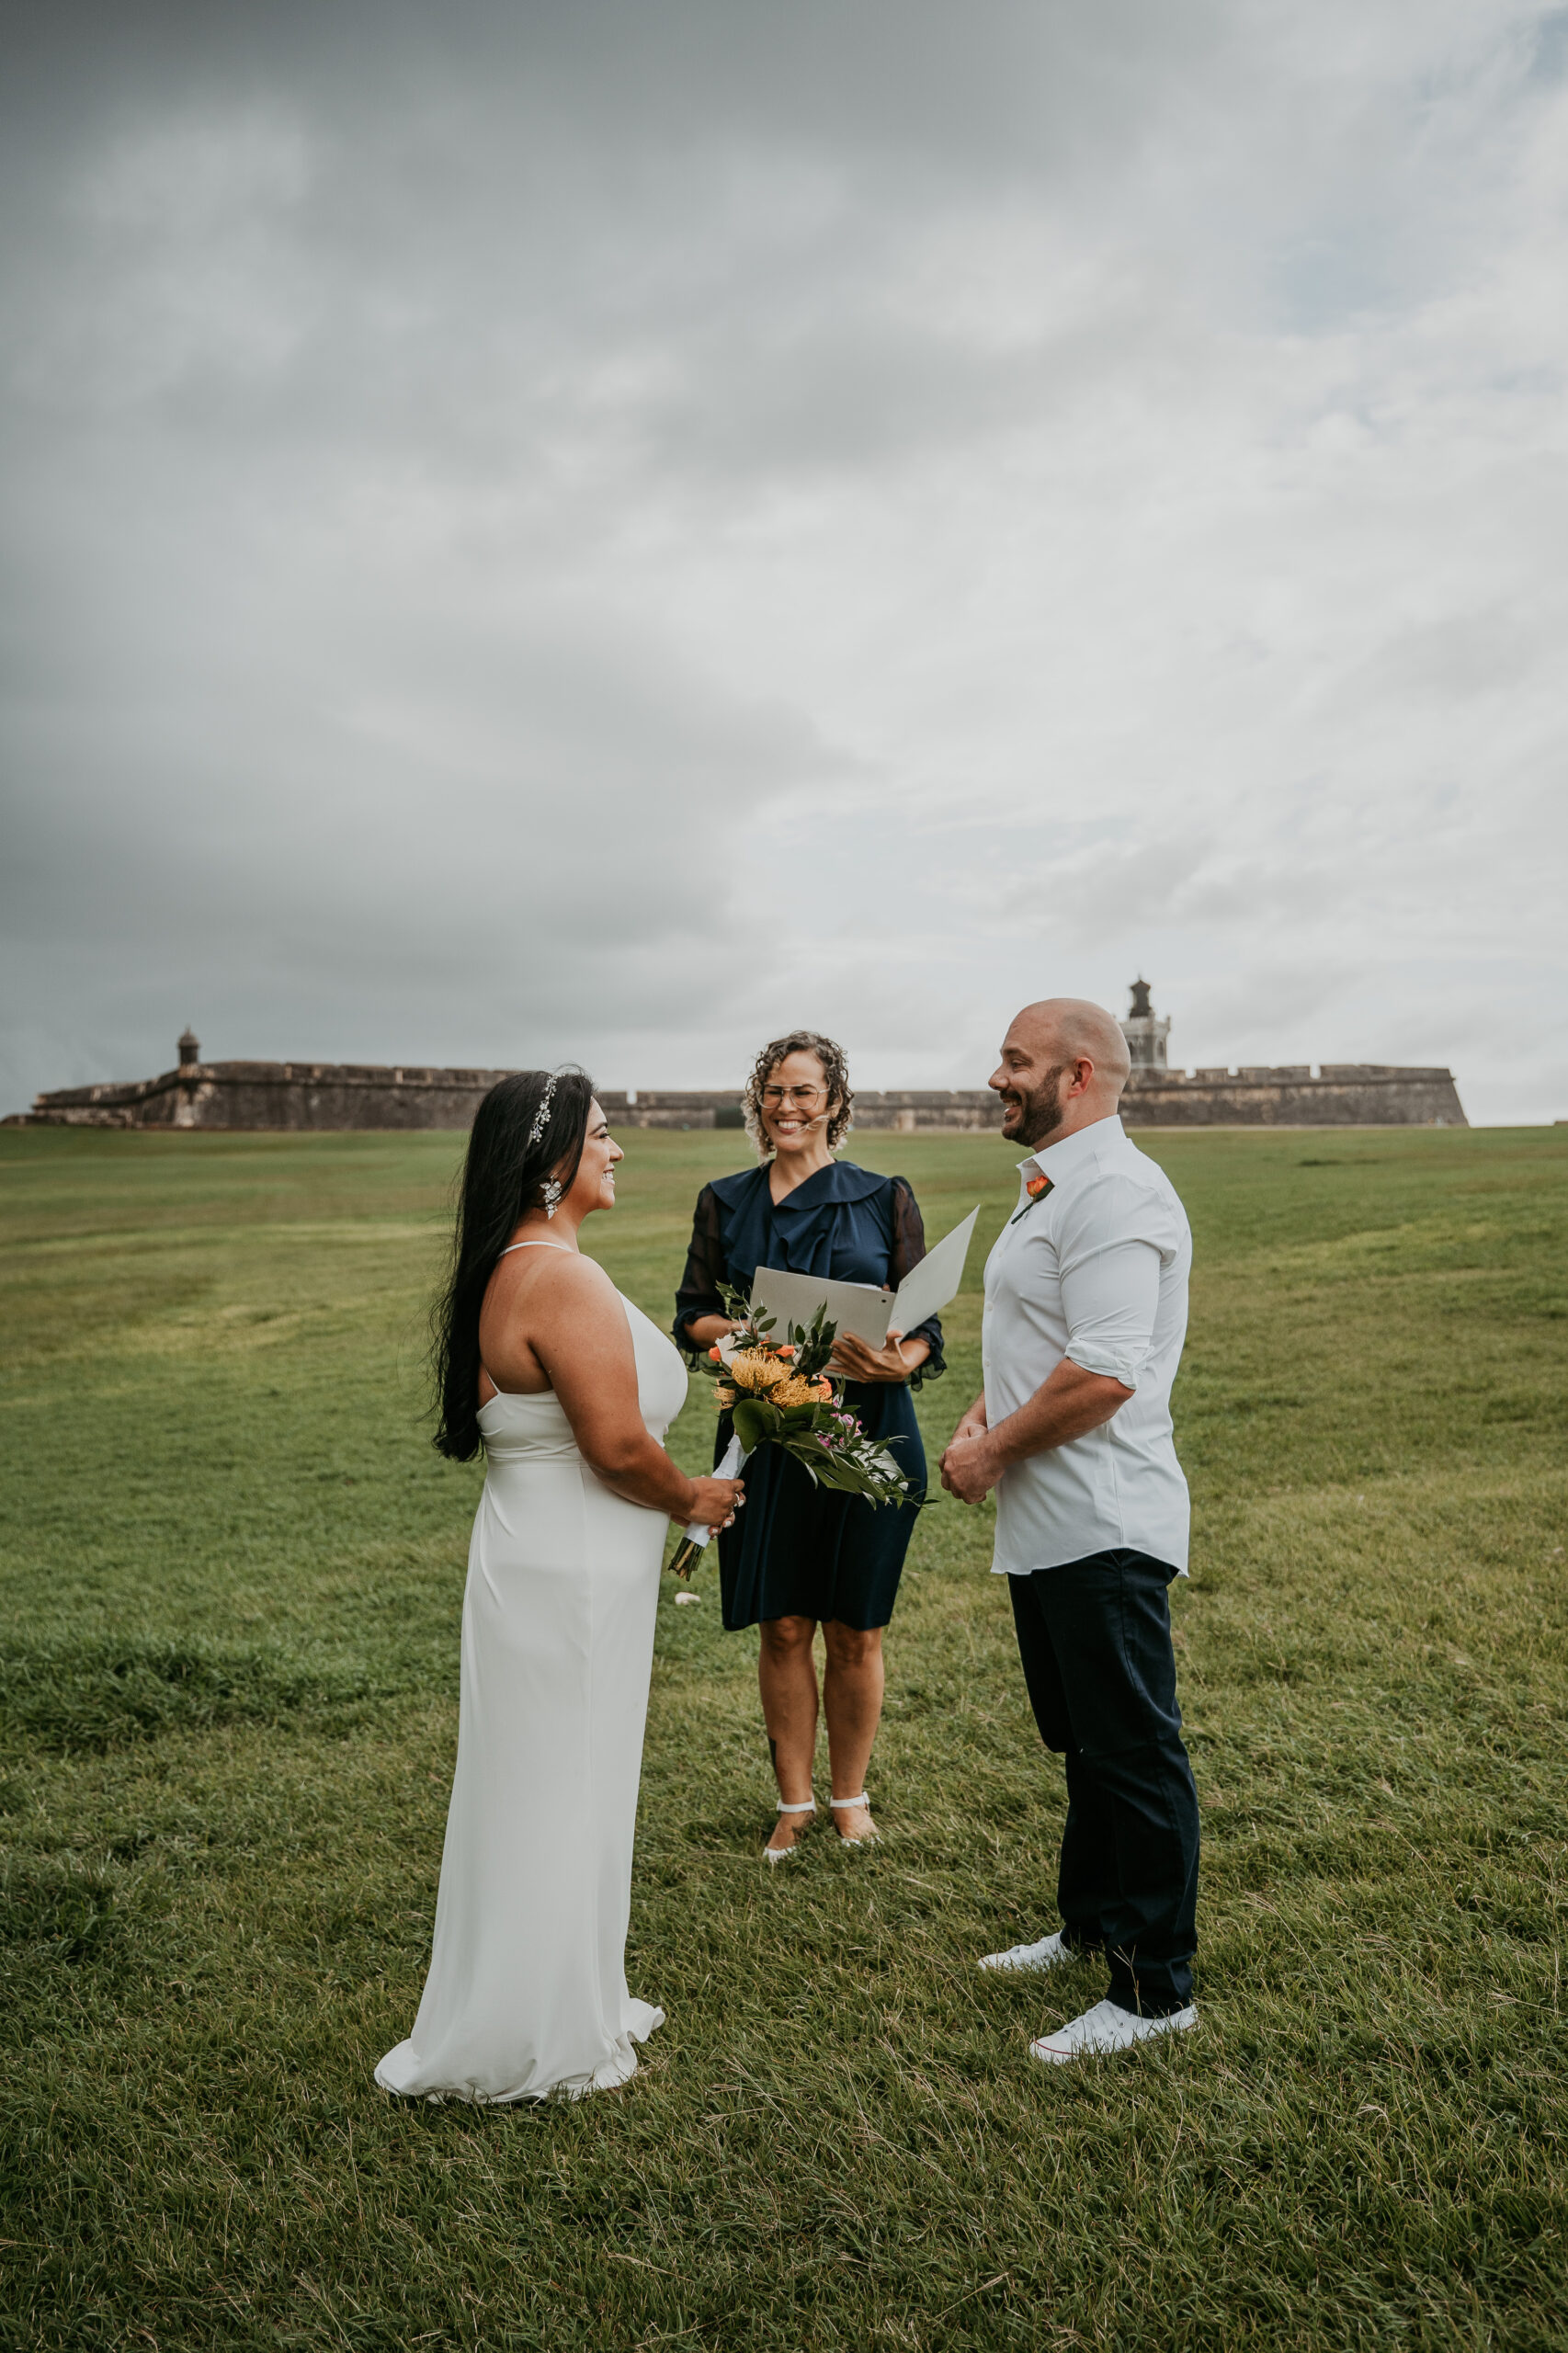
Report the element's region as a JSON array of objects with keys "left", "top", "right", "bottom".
[{"left": 940, "top": 1432, "right": 995, "bottom": 1506}]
